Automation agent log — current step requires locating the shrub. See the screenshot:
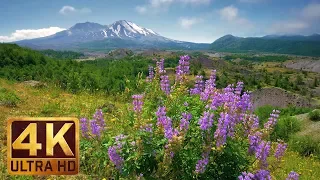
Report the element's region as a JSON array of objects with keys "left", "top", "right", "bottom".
[
  {"left": 0, "top": 87, "right": 20, "bottom": 107},
  {"left": 40, "top": 102, "right": 61, "bottom": 116},
  {"left": 289, "top": 135, "right": 320, "bottom": 157},
  {"left": 271, "top": 116, "right": 301, "bottom": 141},
  {"left": 308, "top": 109, "right": 320, "bottom": 122},
  {"left": 79, "top": 56, "right": 297, "bottom": 179}
]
